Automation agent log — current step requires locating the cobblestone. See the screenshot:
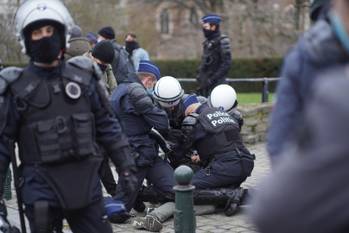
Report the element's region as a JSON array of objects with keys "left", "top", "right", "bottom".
[{"left": 6, "top": 143, "right": 270, "bottom": 232}]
